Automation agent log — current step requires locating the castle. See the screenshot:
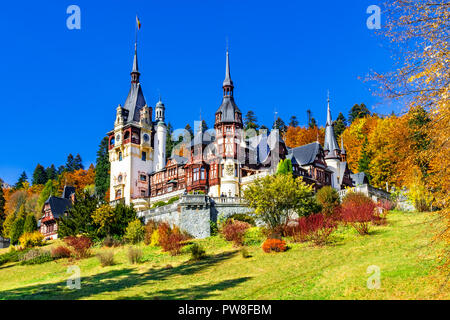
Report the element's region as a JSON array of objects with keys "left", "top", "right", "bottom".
[{"left": 108, "top": 43, "right": 377, "bottom": 213}]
